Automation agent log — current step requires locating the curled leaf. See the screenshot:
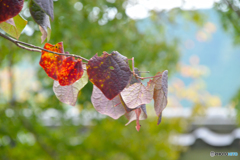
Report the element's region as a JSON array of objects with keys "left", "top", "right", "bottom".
[
  {"left": 135, "top": 108, "right": 141, "bottom": 131},
  {"left": 29, "top": 0, "right": 51, "bottom": 43},
  {"left": 125, "top": 104, "right": 147, "bottom": 126},
  {"left": 33, "top": 0, "right": 54, "bottom": 20},
  {"left": 153, "top": 70, "right": 168, "bottom": 125},
  {"left": 87, "top": 51, "right": 132, "bottom": 100},
  {"left": 0, "top": 0, "right": 24, "bottom": 23},
  {"left": 53, "top": 70, "right": 88, "bottom": 106},
  {"left": 91, "top": 85, "right": 126, "bottom": 119},
  {"left": 120, "top": 81, "right": 155, "bottom": 109}
]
